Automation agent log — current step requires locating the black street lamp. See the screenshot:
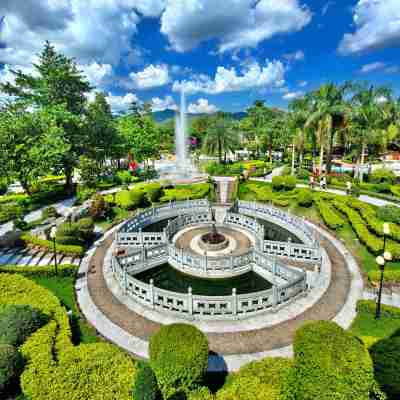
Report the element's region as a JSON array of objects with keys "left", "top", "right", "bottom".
[
  {"left": 50, "top": 226, "right": 58, "bottom": 276},
  {"left": 375, "top": 223, "right": 392, "bottom": 320}
]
